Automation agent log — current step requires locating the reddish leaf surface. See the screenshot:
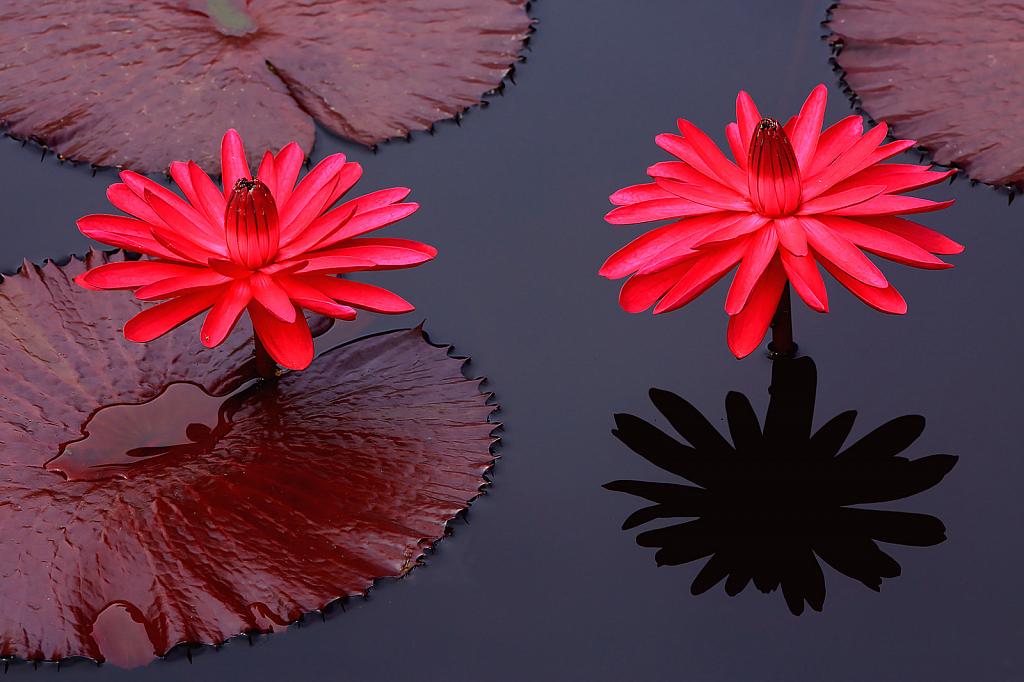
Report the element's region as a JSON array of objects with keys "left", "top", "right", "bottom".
[
  {"left": 829, "top": 0, "right": 1024, "bottom": 187},
  {"left": 0, "top": 0, "right": 532, "bottom": 173},
  {"left": 0, "top": 250, "right": 496, "bottom": 665}
]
